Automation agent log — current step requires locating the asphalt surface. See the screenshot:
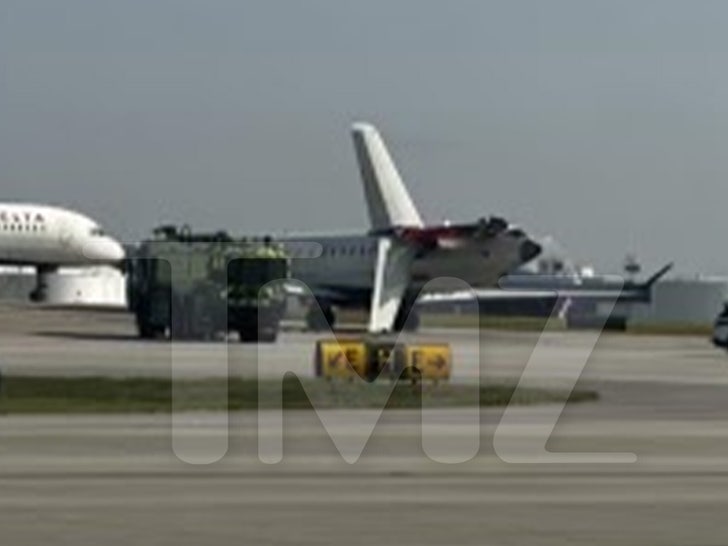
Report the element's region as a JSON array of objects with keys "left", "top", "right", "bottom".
[{"left": 1, "top": 304, "right": 728, "bottom": 545}]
